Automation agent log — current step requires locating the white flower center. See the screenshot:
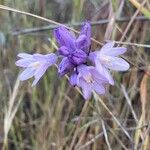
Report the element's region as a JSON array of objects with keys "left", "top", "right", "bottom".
[
  {"left": 30, "top": 61, "right": 40, "bottom": 69},
  {"left": 101, "top": 56, "right": 110, "bottom": 64},
  {"left": 84, "top": 74, "right": 94, "bottom": 83},
  {"left": 100, "top": 55, "right": 113, "bottom": 67}
]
